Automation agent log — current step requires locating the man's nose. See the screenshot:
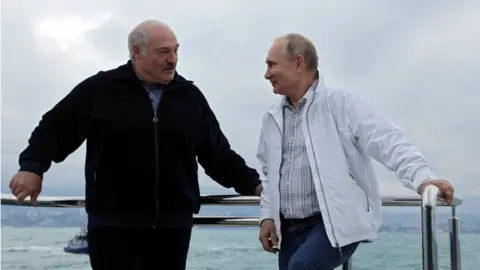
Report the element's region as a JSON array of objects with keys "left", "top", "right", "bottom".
[
  {"left": 264, "top": 70, "right": 270, "bottom": 80},
  {"left": 167, "top": 52, "right": 177, "bottom": 62}
]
